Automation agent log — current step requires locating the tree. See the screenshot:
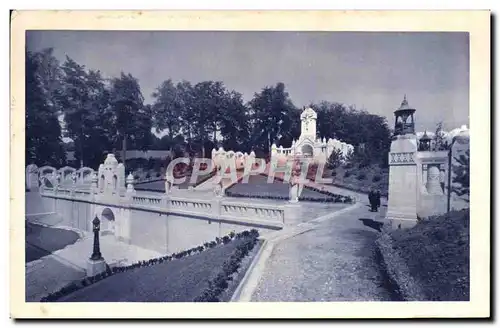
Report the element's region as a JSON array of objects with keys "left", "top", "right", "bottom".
[
  {"left": 452, "top": 149, "right": 469, "bottom": 199},
  {"left": 313, "top": 101, "right": 391, "bottom": 165},
  {"left": 25, "top": 51, "right": 65, "bottom": 166},
  {"left": 59, "top": 57, "right": 114, "bottom": 168},
  {"left": 326, "top": 148, "right": 344, "bottom": 170},
  {"left": 109, "top": 73, "right": 151, "bottom": 162},
  {"left": 30, "top": 48, "right": 64, "bottom": 115},
  {"left": 434, "top": 122, "right": 447, "bottom": 151},
  {"left": 219, "top": 90, "right": 251, "bottom": 152},
  {"left": 151, "top": 79, "right": 183, "bottom": 154},
  {"left": 249, "top": 82, "right": 296, "bottom": 154}
]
